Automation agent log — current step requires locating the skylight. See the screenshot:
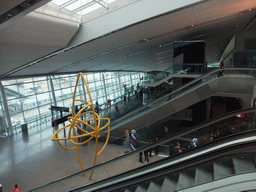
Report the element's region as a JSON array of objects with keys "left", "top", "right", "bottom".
[
  {"left": 51, "top": 0, "right": 70, "bottom": 6},
  {"left": 51, "top": 0, "right": 118, "bottom": 15},
  {"left": 65, "top": 0, "right": 92, "bottom": 11},
  {"left": 77, "top": 3, "right": 102, "bottom": 15}
]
